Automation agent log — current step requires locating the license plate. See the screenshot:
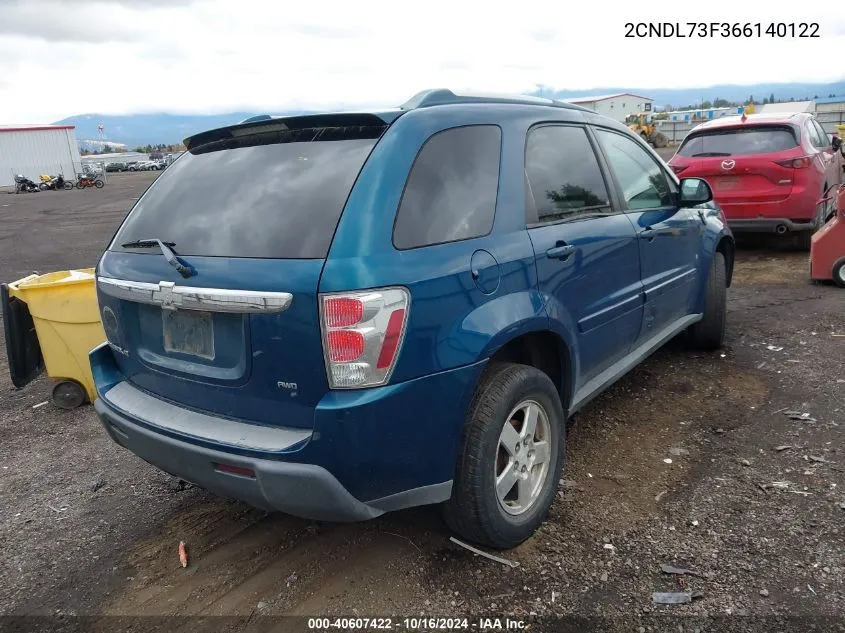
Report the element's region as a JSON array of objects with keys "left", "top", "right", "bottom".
[
  {"left": 162, "top": 310, "right": 214, "bottom": 360},
  {"left": 715, "top": 177, "right": 740, "bottom": 190}
]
